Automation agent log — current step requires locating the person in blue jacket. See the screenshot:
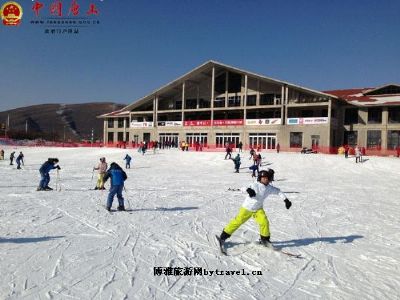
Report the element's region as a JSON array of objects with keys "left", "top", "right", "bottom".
[
  {"left": 37, "top": 158, "right": 61, "bottom": 191},
  {"left": 231, "top": 154, "right": 241, "bottom": 173},
  {"left": 103, "top": 162, "right": 128, "bottom": 211},
  {"left": 16, "top": 151, "right": 24, "bottom": 169},
  {"left": 123, "top": 154, "right": 132, "bottom": 169}
]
